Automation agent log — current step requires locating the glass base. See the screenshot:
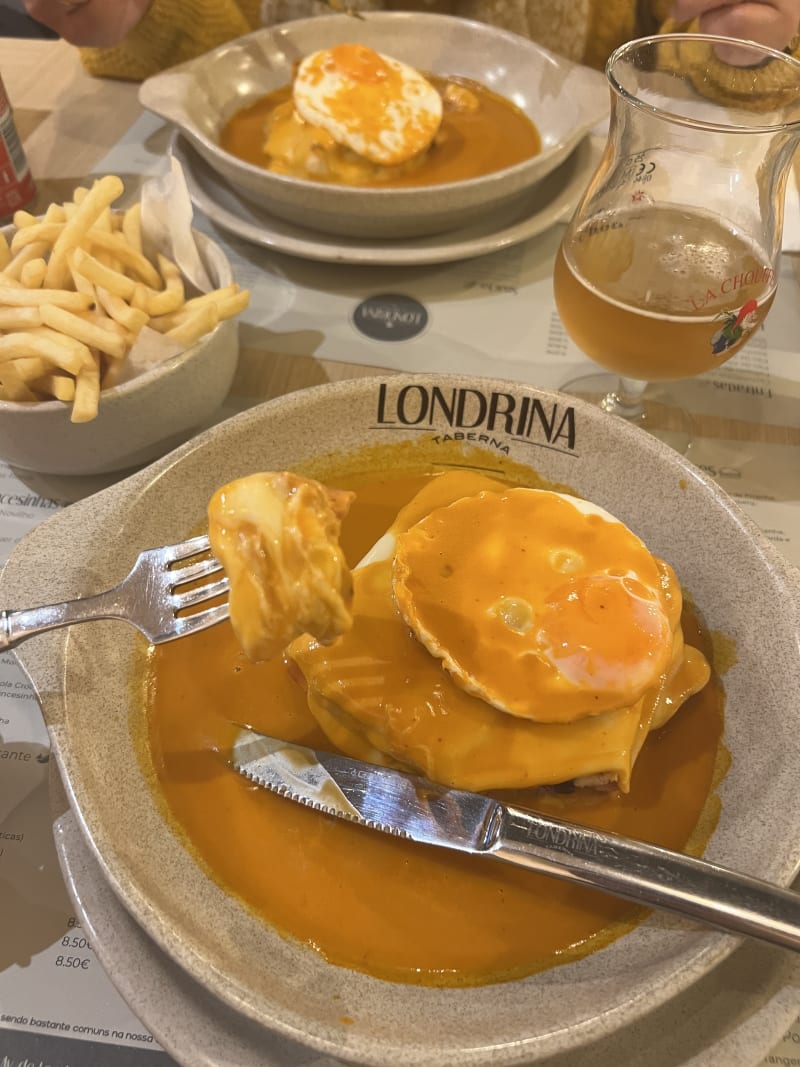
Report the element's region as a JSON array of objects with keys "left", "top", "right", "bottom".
[{"left": 560, "top": 372, "right": 695, "bottom": 455}]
